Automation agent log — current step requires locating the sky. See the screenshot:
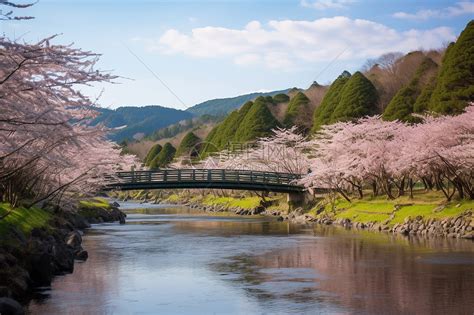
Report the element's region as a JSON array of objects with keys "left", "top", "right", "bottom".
[{"left": 1, "top": 0, "right": 472, "bottom": 110}]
